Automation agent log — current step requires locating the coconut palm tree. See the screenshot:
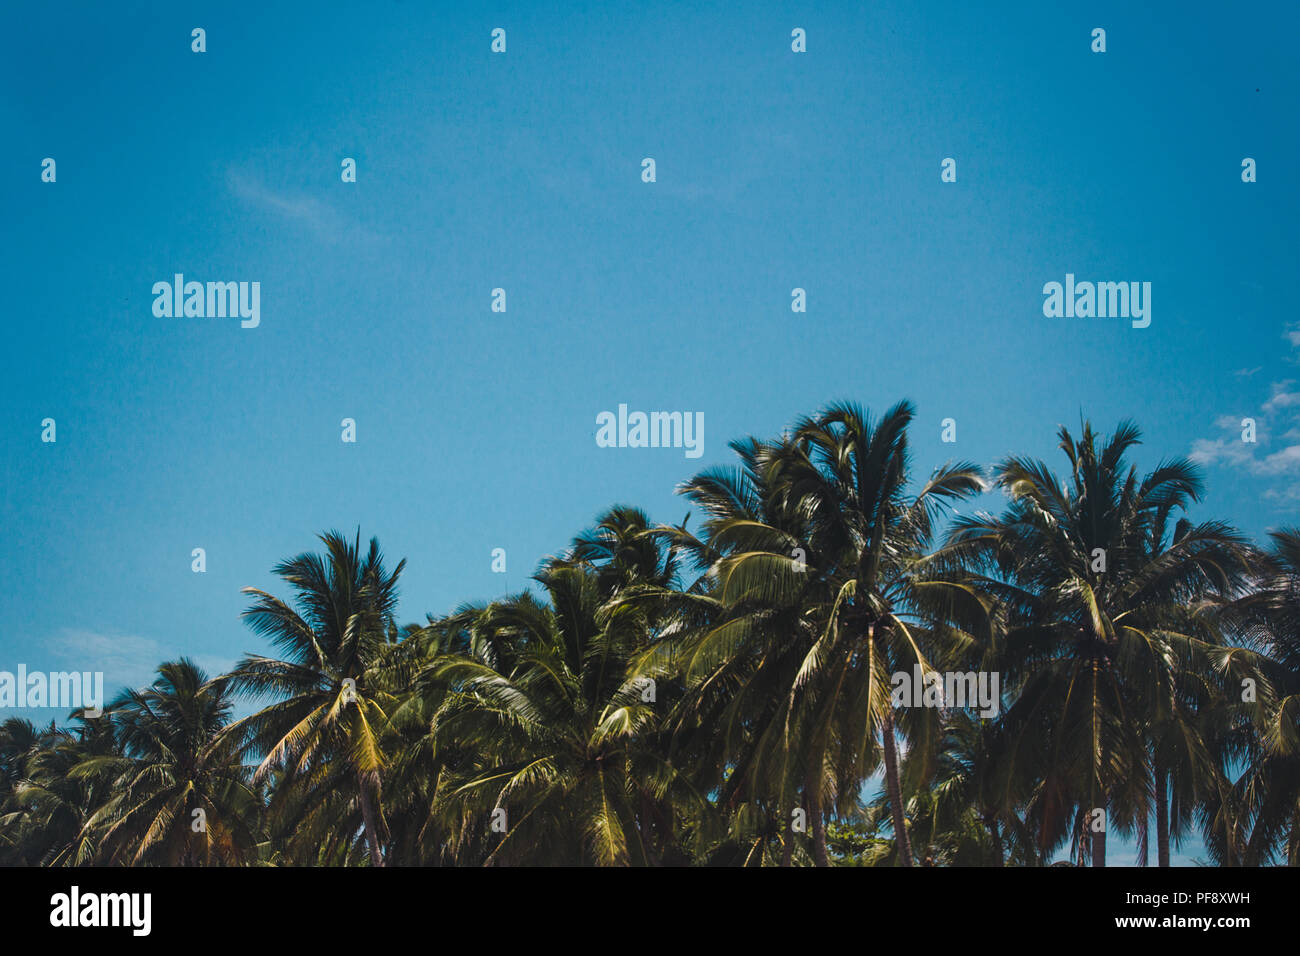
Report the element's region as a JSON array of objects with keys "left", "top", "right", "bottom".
[
  {"left": 1, "top": 713, "right": 120, "bottom": 866},
  {"left": 0, "top": 718, "right": 45, "bottom": 863},
  {"left": 414, "top": 563, "right": 697, "bottom": 865},
  {"left": 946, "top": 420, "right": 1255, "bottom": 865},
  {"left": 560, "top": 505, "right": 684, "bottom": 600},
  {"left": 6, "top": 403, "right": 1295, "bottom": 870},
  {"left": 643, "top": 432, "right": 843, "bottom": 865},
  {"left": 787, "top": 401, "right": 985, "bottom": 866},
  {"left": 77, "top": 659, "right": 260, "bottom": 865},
  {"left": 225, "top": 530, "right": 404, "bottom": 866},
  {"left": 1209, "top": 527, "right": 1300, "bottom": 864},
  {"left": 651, "top": 404, "right": 983, "bottom": 866}
]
